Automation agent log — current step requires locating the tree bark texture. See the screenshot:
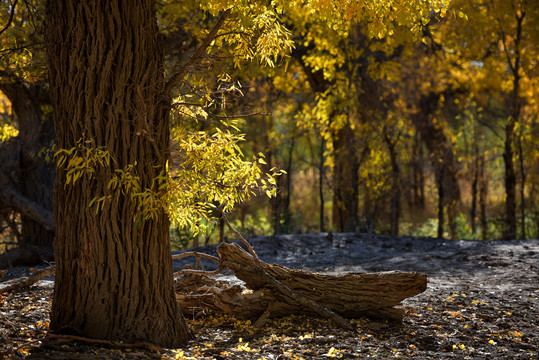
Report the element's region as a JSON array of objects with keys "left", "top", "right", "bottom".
[
  {"left": 45, "top": 0, "right": 191, "bottom": 347},
  {"left": 177, "top": 243, "right": 427, "bottom": 321}
]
